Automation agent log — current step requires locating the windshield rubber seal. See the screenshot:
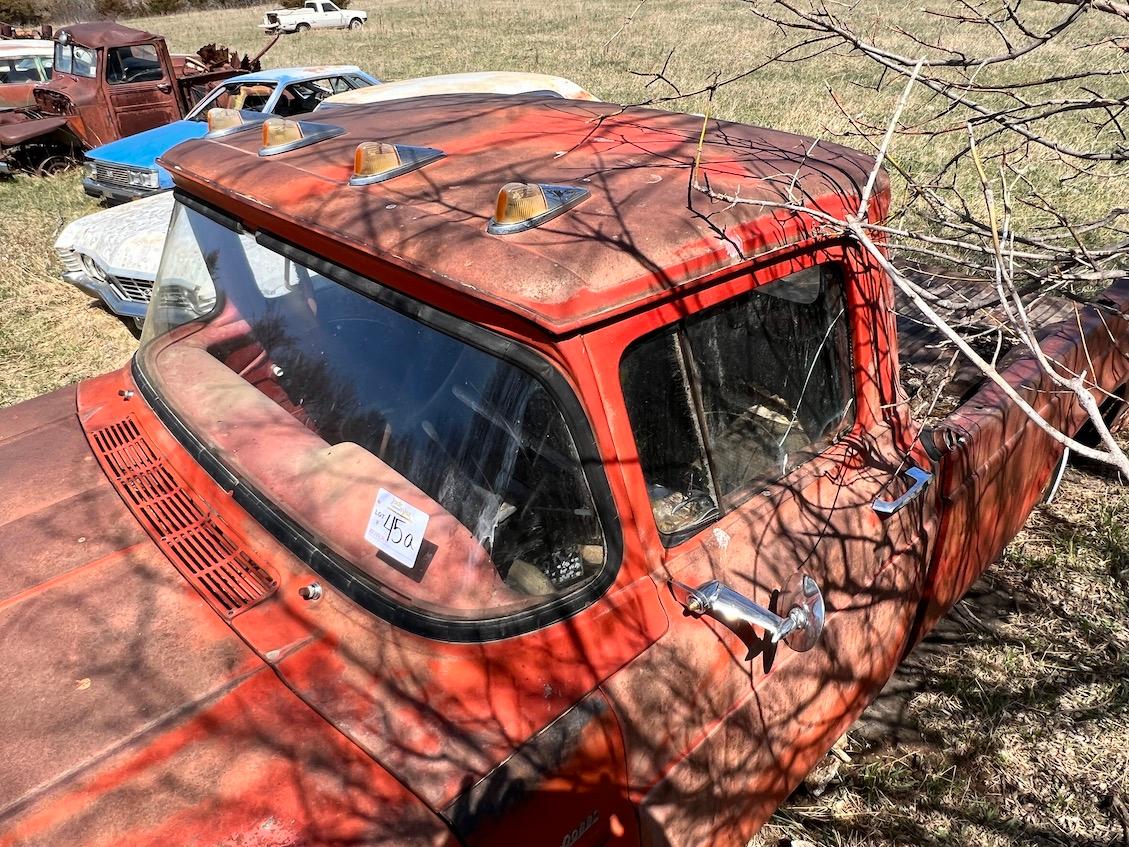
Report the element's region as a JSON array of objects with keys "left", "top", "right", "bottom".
[
  {"left": 133, "top": 222, "right": 623, "bottom": 643},
  {"left": 173, "top": 188, "right": 244, "bottom": 234}
]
